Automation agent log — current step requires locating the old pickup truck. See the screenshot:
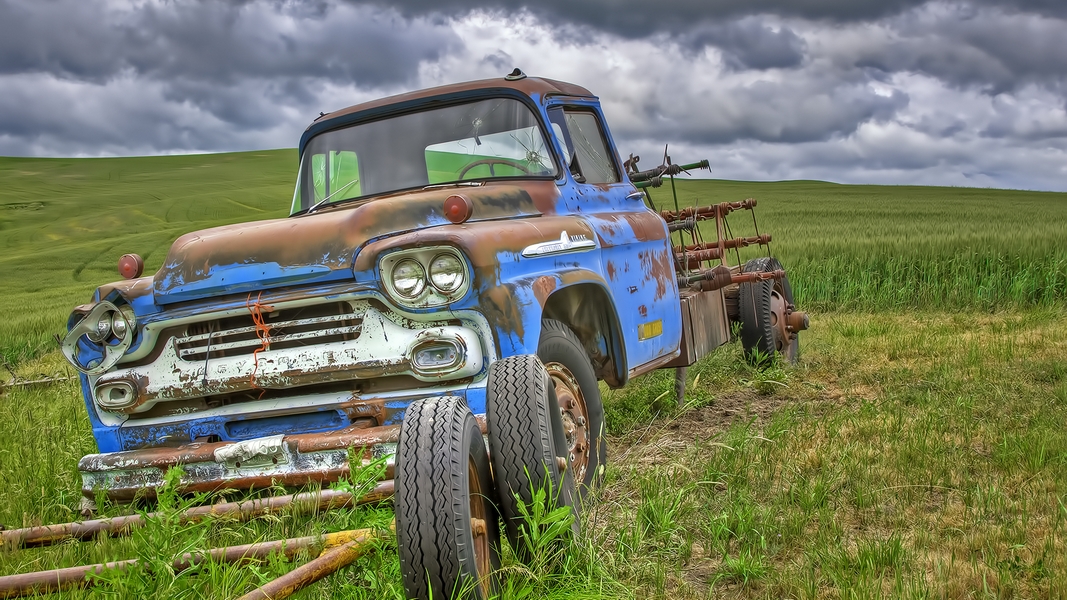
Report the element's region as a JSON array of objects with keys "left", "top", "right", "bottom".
[{"left": 60, "top": 69, "right": 807, "bottom": 598}]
